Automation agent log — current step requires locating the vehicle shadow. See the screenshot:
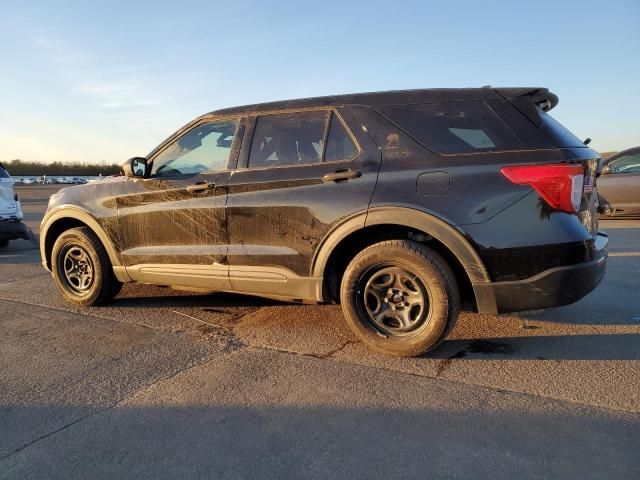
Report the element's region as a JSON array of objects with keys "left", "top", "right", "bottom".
[
  {"left": 112, "top": 289, "right": 284, "bottom": 309},
  {"left": 0, "top": 404, "right": 636, "bottom": 479},
  {"left": 111, "top": 284, "right": 640, "bottom": 362},
  {"left": 0, "top": 239, "right": 40, "bottom": 265},
  {"left": 432, "top": 332, "right": 640, "bottom": 361}
]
